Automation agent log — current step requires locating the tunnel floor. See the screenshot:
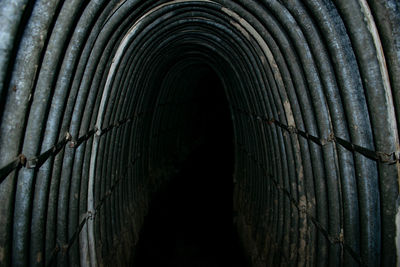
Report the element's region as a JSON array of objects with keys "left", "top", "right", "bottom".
[{"left": 133, "top": 144, "right": 247, "bottom": 266}]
